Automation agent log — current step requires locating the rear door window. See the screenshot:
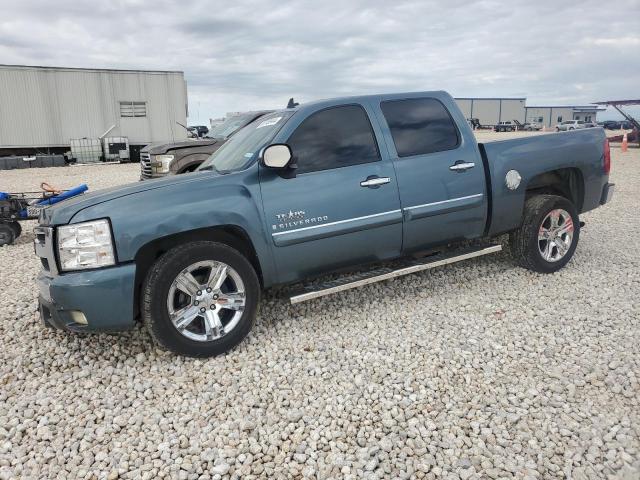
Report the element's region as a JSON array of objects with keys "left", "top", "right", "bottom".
[{"left": 380, "top": 98, "right": 459, "bottom": 157}]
